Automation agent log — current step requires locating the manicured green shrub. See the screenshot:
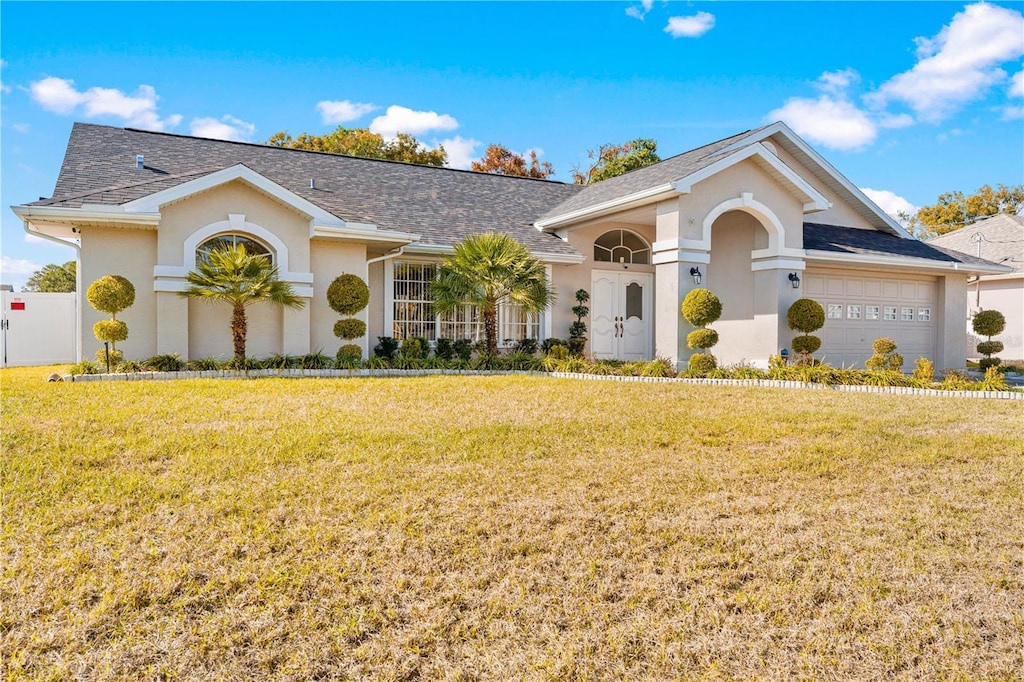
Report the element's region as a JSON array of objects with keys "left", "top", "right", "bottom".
[
  {"left": 144, "top": 353, "right": 185, "bottom": 372},
  {"left": 86, "top": 275, "right": 135, "bottom": 316},
  {"left": 400, "top": 338, "right": 424, "bottom": 359},
  {"left": 547, "top": 345, "right": 569, "bottom": 361},
  {"left": 568, "top": 289, "right": 589, "bottom": 355},
  {"left": 513, "top": 337, "right": 538, "bottom": 355},
  {"left": 373, "top": 336, "right": 399, "bottom": 360},
  {"left": 791, "top": 335, "right": 822, "bottom": 355},
  {"left": 453, "top": 338, "right": 474, "bottom": 361},
  {"left": 69, "top": 360, "right": 99, "bottom": 375},
  {"left": 333, "top": 318, "right": 367, "bottom": 341},
  {"left": 541, "top": 338, "right": 567, "bottom": 354},
  {"left": 686, "top": 328, "right": 719, "bottom": 351},
  {"left": 913, "top": 357, "right": 935, "bottom": 382},
  {"left": 973, "top": 309, "right": 1006, "bottom": 370},
  {"left": 93, "top": 319, "right": 128, "bottom": 343},
  {"left": 681, "top": 288, "right": 722, "bottom": 328},
  {"left": 688, "top": 353, "right": 717, "bottom": 376},
  {"left": 434, "top": 338, "right": 455, "bottom": 361},
  {"left": 866, "top": 337, "right": 903, "bottom": 372},
  {"left": 786, "top": 298, "right": 825, "bottom": 361},
  {"left": 94, "top": 347, "right": 123, "bottom": 367},
  {"left": 326, "top": 274, "right": 370, "bottom": 315},
  {"left": 336, "top": 344, "right": 362, "bottom": 365}
]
